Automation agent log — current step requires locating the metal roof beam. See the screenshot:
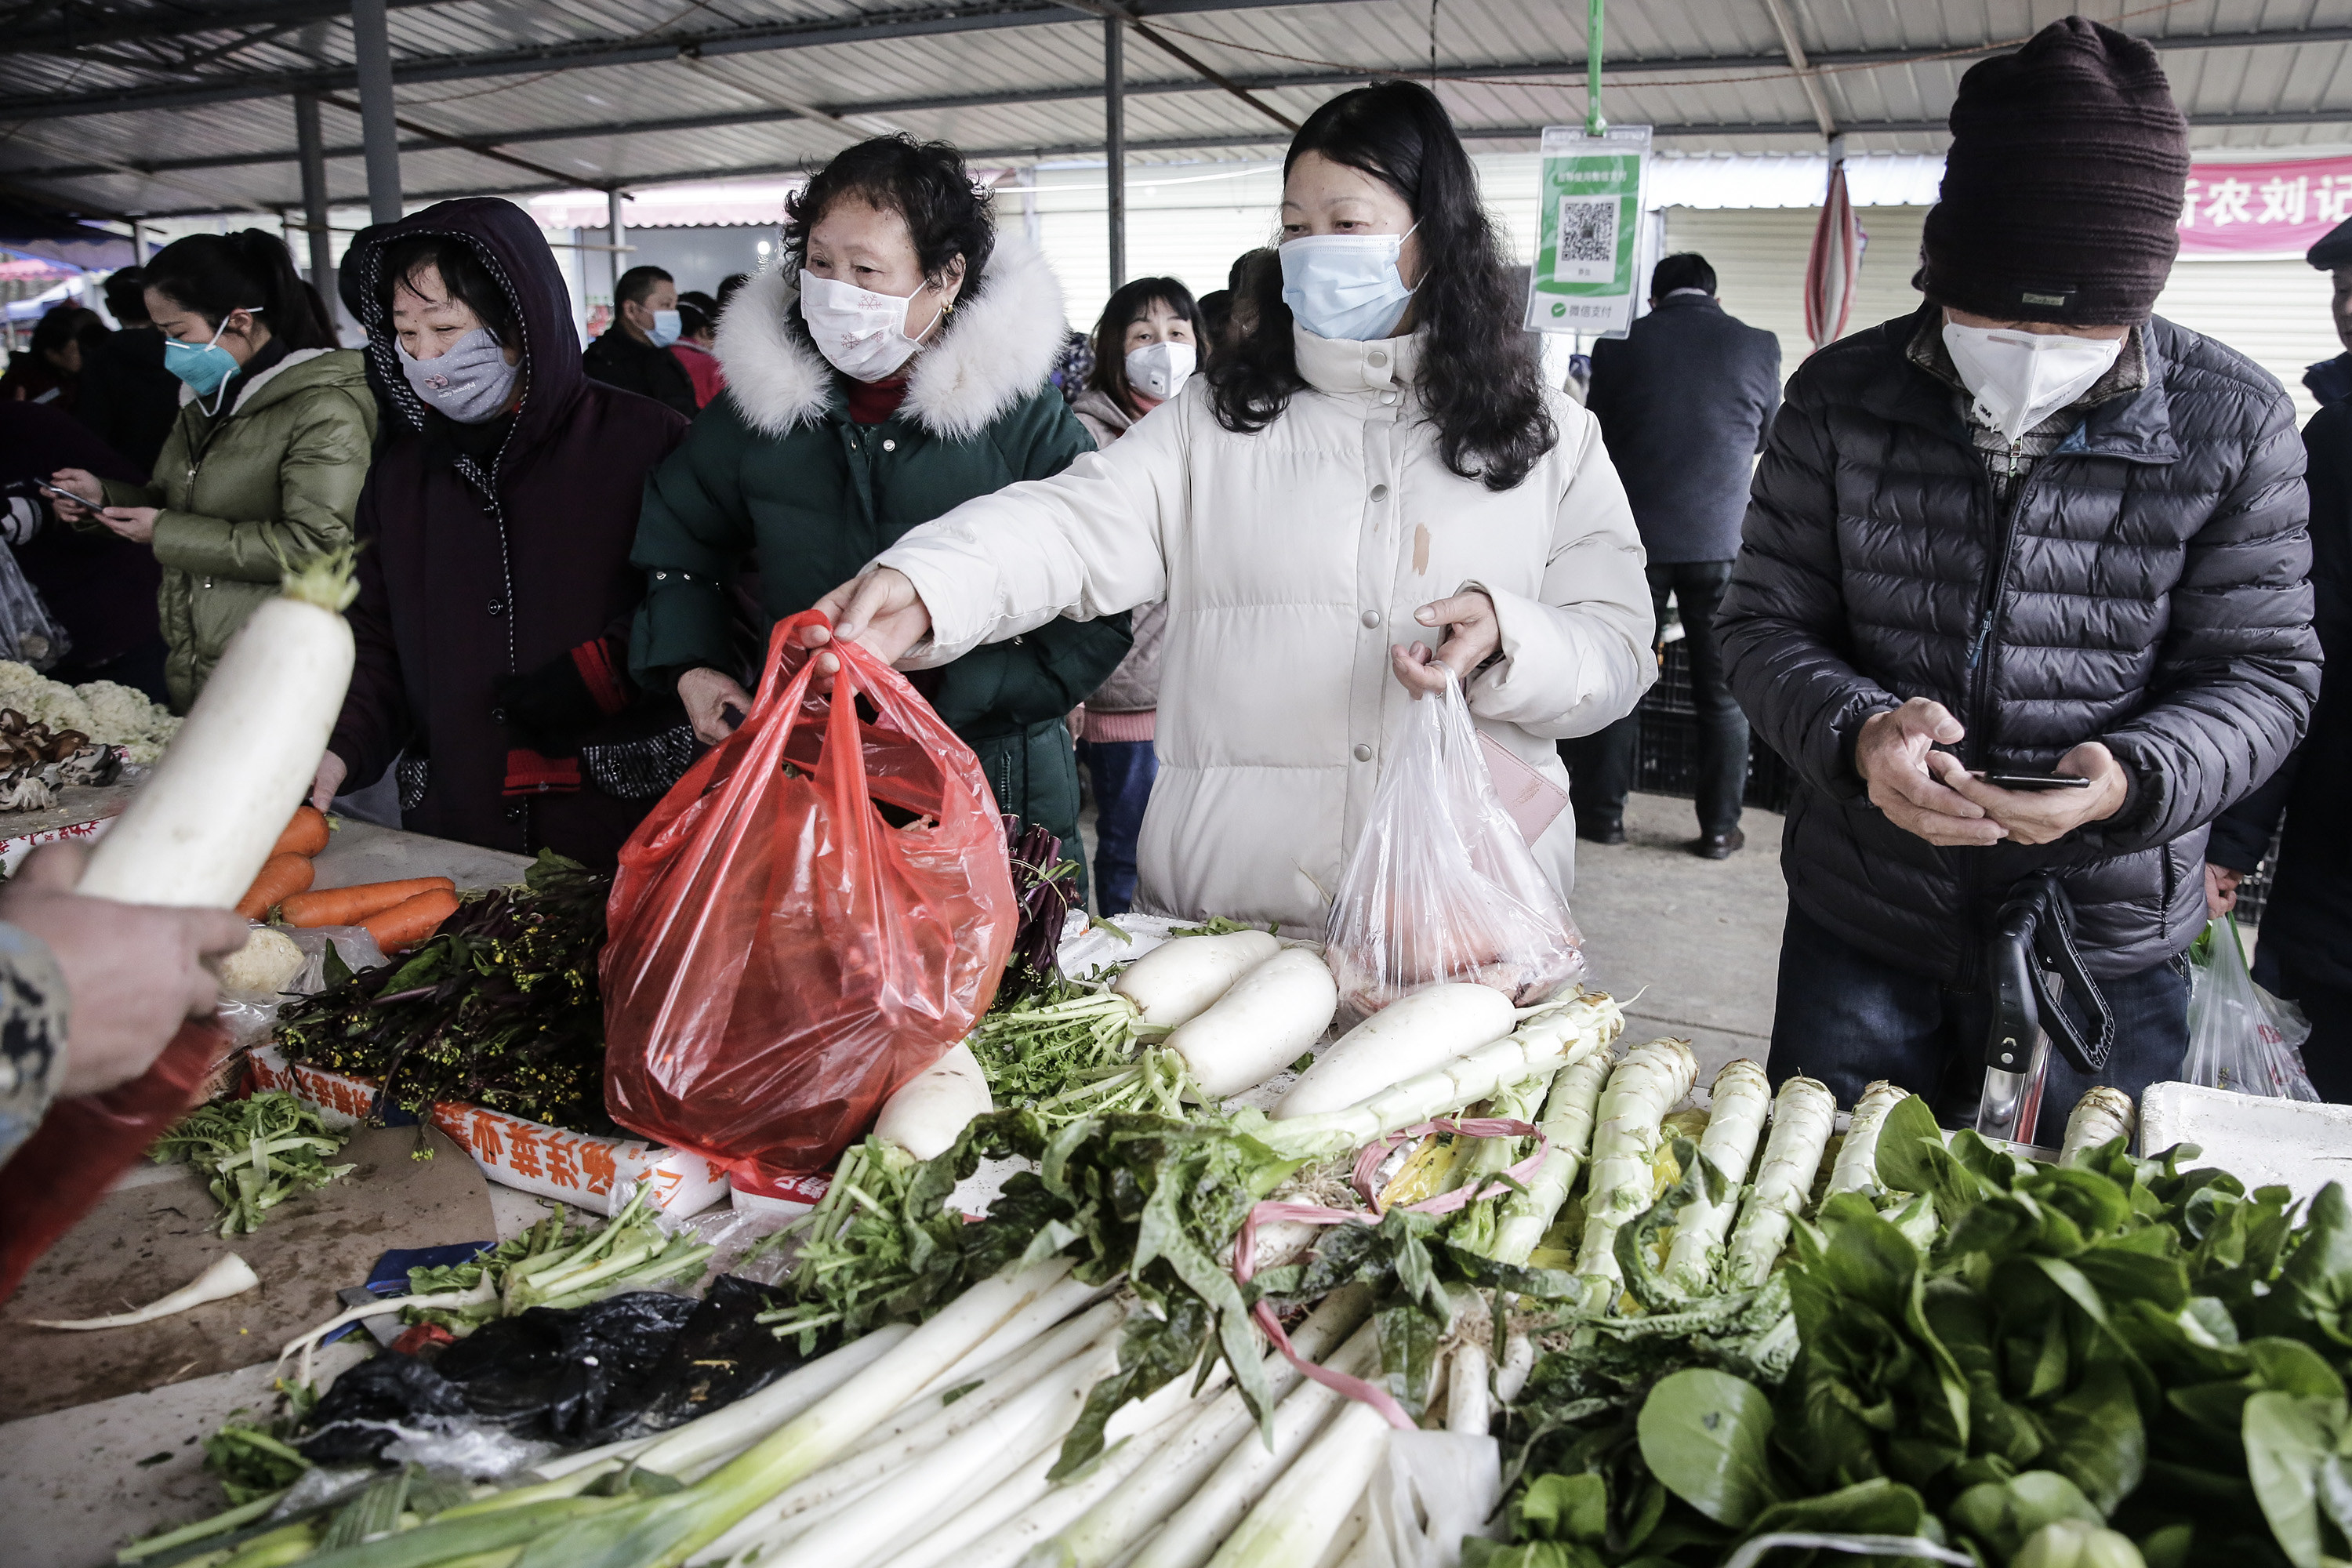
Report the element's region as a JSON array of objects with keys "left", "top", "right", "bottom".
[
  {"left": 0, "top": 0, "right": 1372, "bottom": 119},
  {"left": 99, "top": 105, "right": 2352, "bottom": 219},
  {"left": 0, "top": 1, "right": 441, "bottom": 57},
  {"left": 8, "top": 11, "right": 2349, "bottom": 122}
]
